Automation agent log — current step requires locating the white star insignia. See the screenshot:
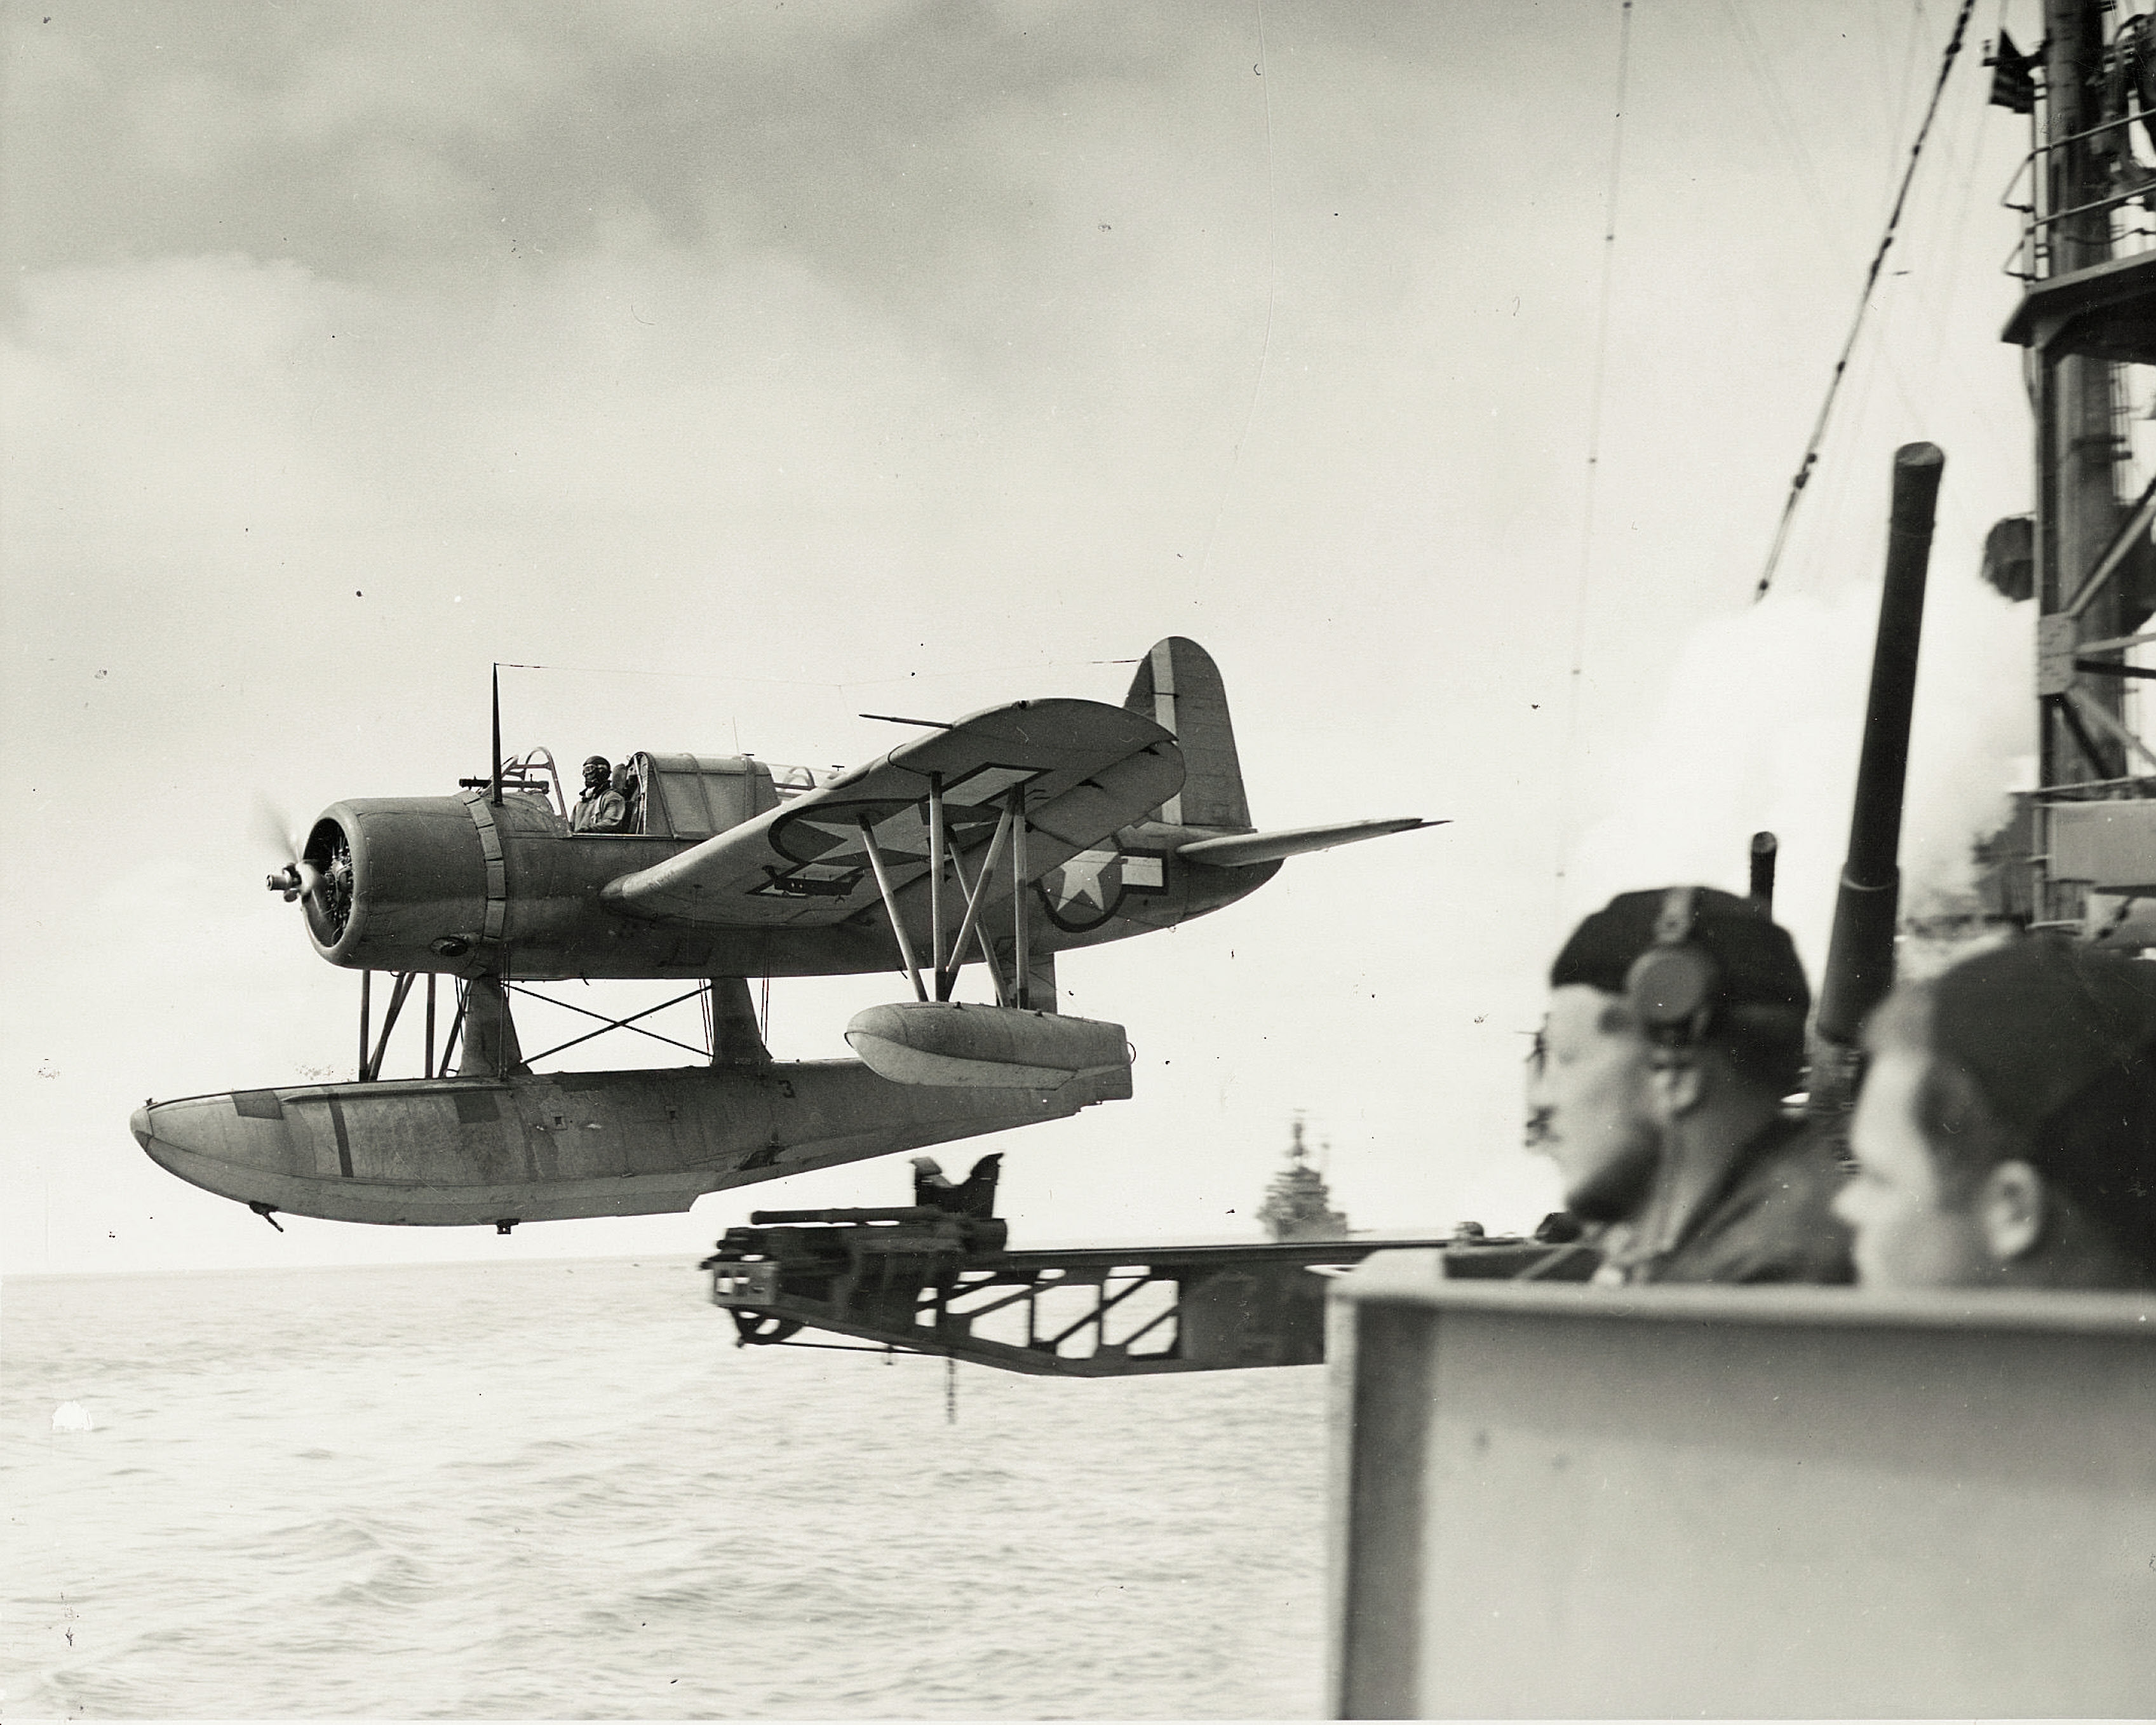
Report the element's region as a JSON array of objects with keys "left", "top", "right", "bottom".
[
  {"left": 1053, "top": 848, "right": 1119, "bottom": 910},
  {"left": 791, "top": 807, "right": 931, "bottom": 862}
]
